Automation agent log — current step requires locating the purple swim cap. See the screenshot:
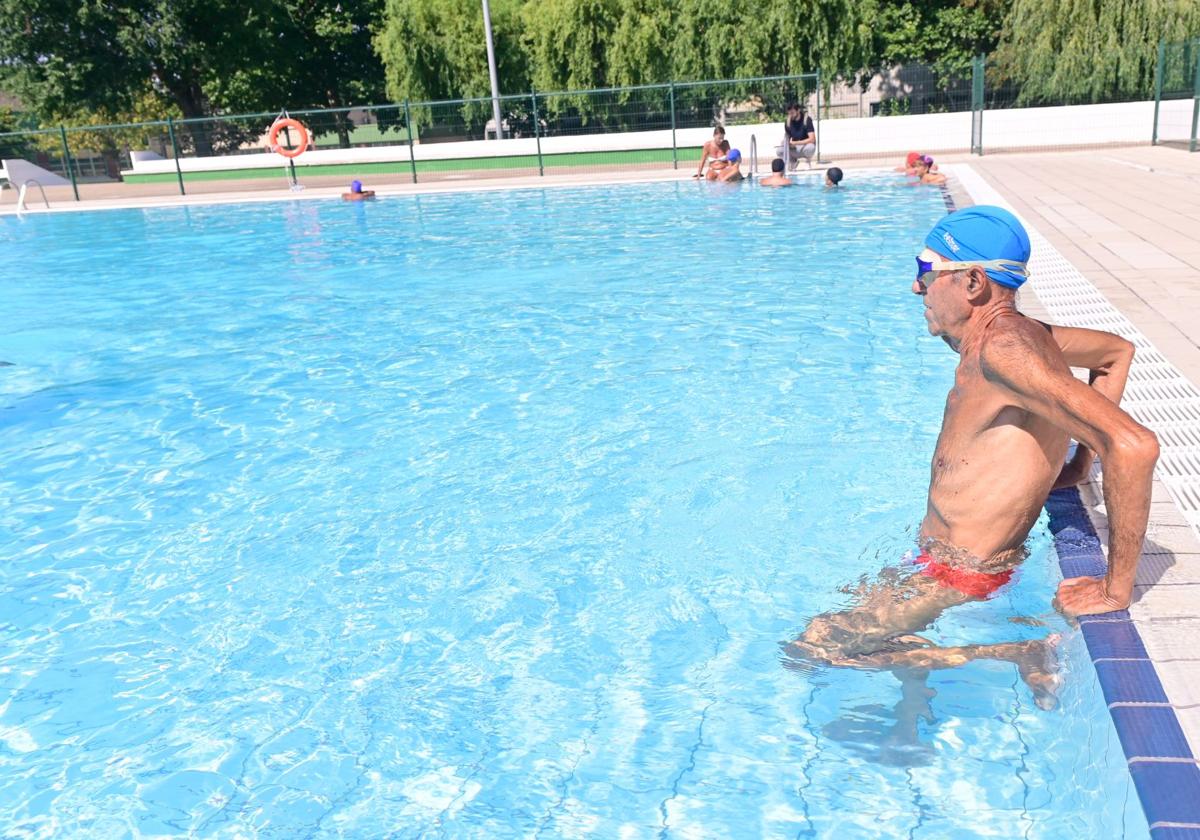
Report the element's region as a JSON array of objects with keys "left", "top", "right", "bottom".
[
  {"left": 921, "top": 155, "right": 934, "bottom": 166},
  {"left": 727, "top": 149, "right": 742, "bottom": 163},
  {"left": 351, "top": 179, "right": 363, "bottom": 193}
]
